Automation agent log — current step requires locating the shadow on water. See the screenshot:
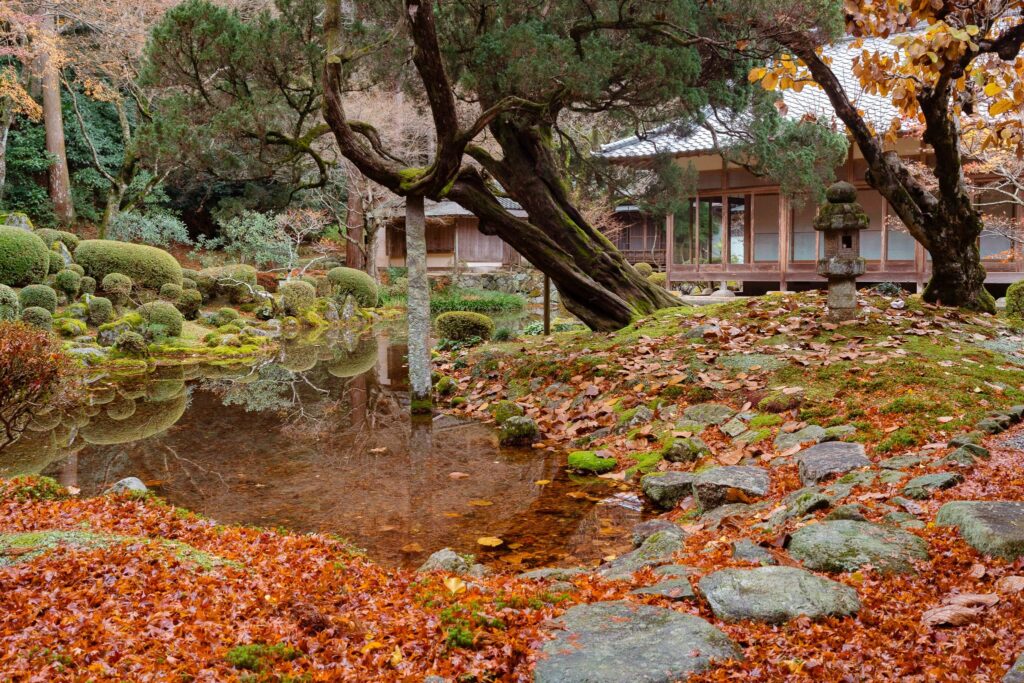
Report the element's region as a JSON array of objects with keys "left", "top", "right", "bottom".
[{"left": 8, "top": 322, "right": 644, "bottom": 569}]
